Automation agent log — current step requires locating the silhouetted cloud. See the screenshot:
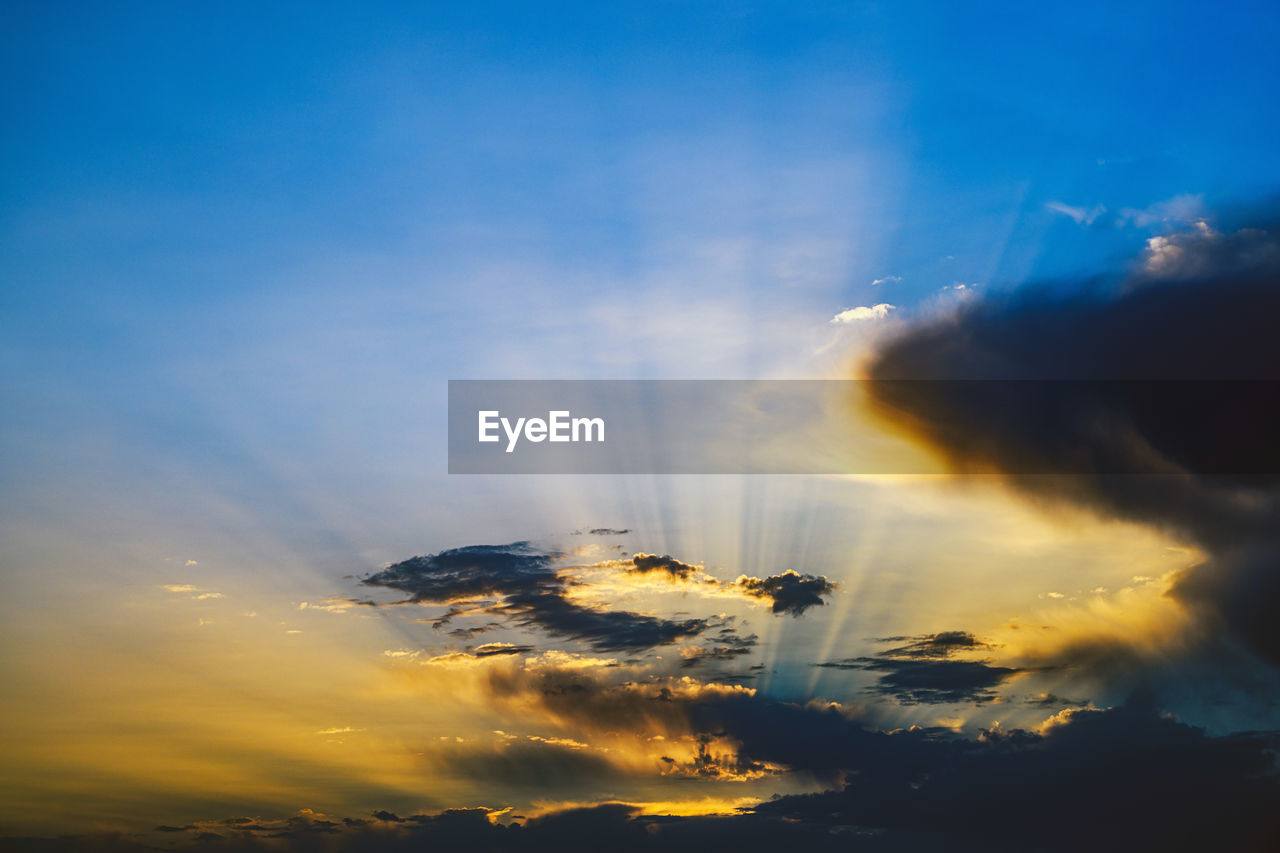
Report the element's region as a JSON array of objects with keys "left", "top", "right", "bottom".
[
  {"left": 361, "top": 543, "right": 725, "bottom": 653},
  {"left": 873, "top": 631, "right": 989, "bottom": 658},
  {"left": 755, "top": 695, "right": 1280, "bottom": 851},
  {"left": 817, "top": 632, "right": 1020, "bottom": 704},
  {"left": 626, "top": 553, "right": 703, "bottom": 580},
  {"left": 591, "top": 554, "right": 836, "bottom": 617},
  {"left": 732, "top": 571, "right": 837, "bottom": 615},
  {"left": 827, "top": 657, "right": 1022, "bottom": 704},
  {"left": 866, "top": 216, "right": 1280, "bottom": 670}
]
